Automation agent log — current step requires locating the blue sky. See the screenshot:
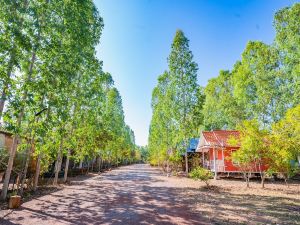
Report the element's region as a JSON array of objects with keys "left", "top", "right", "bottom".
[{"left": 94, "top": 0, "right": 297, "bottom": 146}]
